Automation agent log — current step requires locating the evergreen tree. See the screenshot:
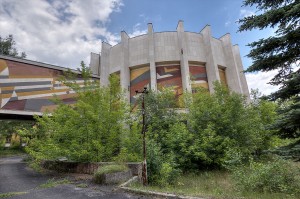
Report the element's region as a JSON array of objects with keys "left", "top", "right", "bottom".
[
  {"left": 238, "top": 0, "right": 300, "bottom": 138},
  {"left": 0, "top": 34, "right": 26, "bottom": 58}
]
